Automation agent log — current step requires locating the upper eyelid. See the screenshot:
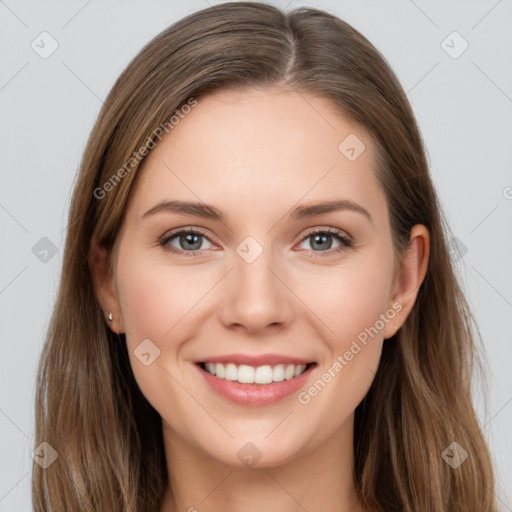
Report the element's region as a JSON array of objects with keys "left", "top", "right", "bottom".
[{"left": 162, "top": 227, "right": 217, "bottom": 245}]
